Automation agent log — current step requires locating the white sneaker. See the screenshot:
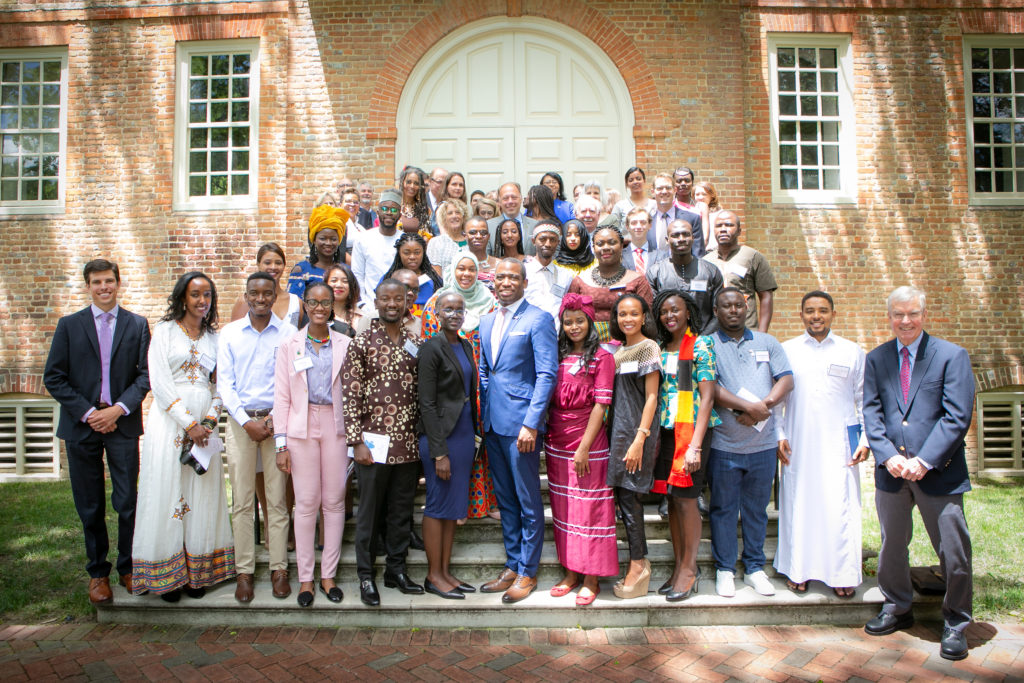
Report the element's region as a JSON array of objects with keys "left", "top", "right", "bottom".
[
  {"left": 743, "top": 570, "right": 776, "bottom": 596},
  {"left": 716, "top": 570, "right": 735, "bottom": 598}
]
